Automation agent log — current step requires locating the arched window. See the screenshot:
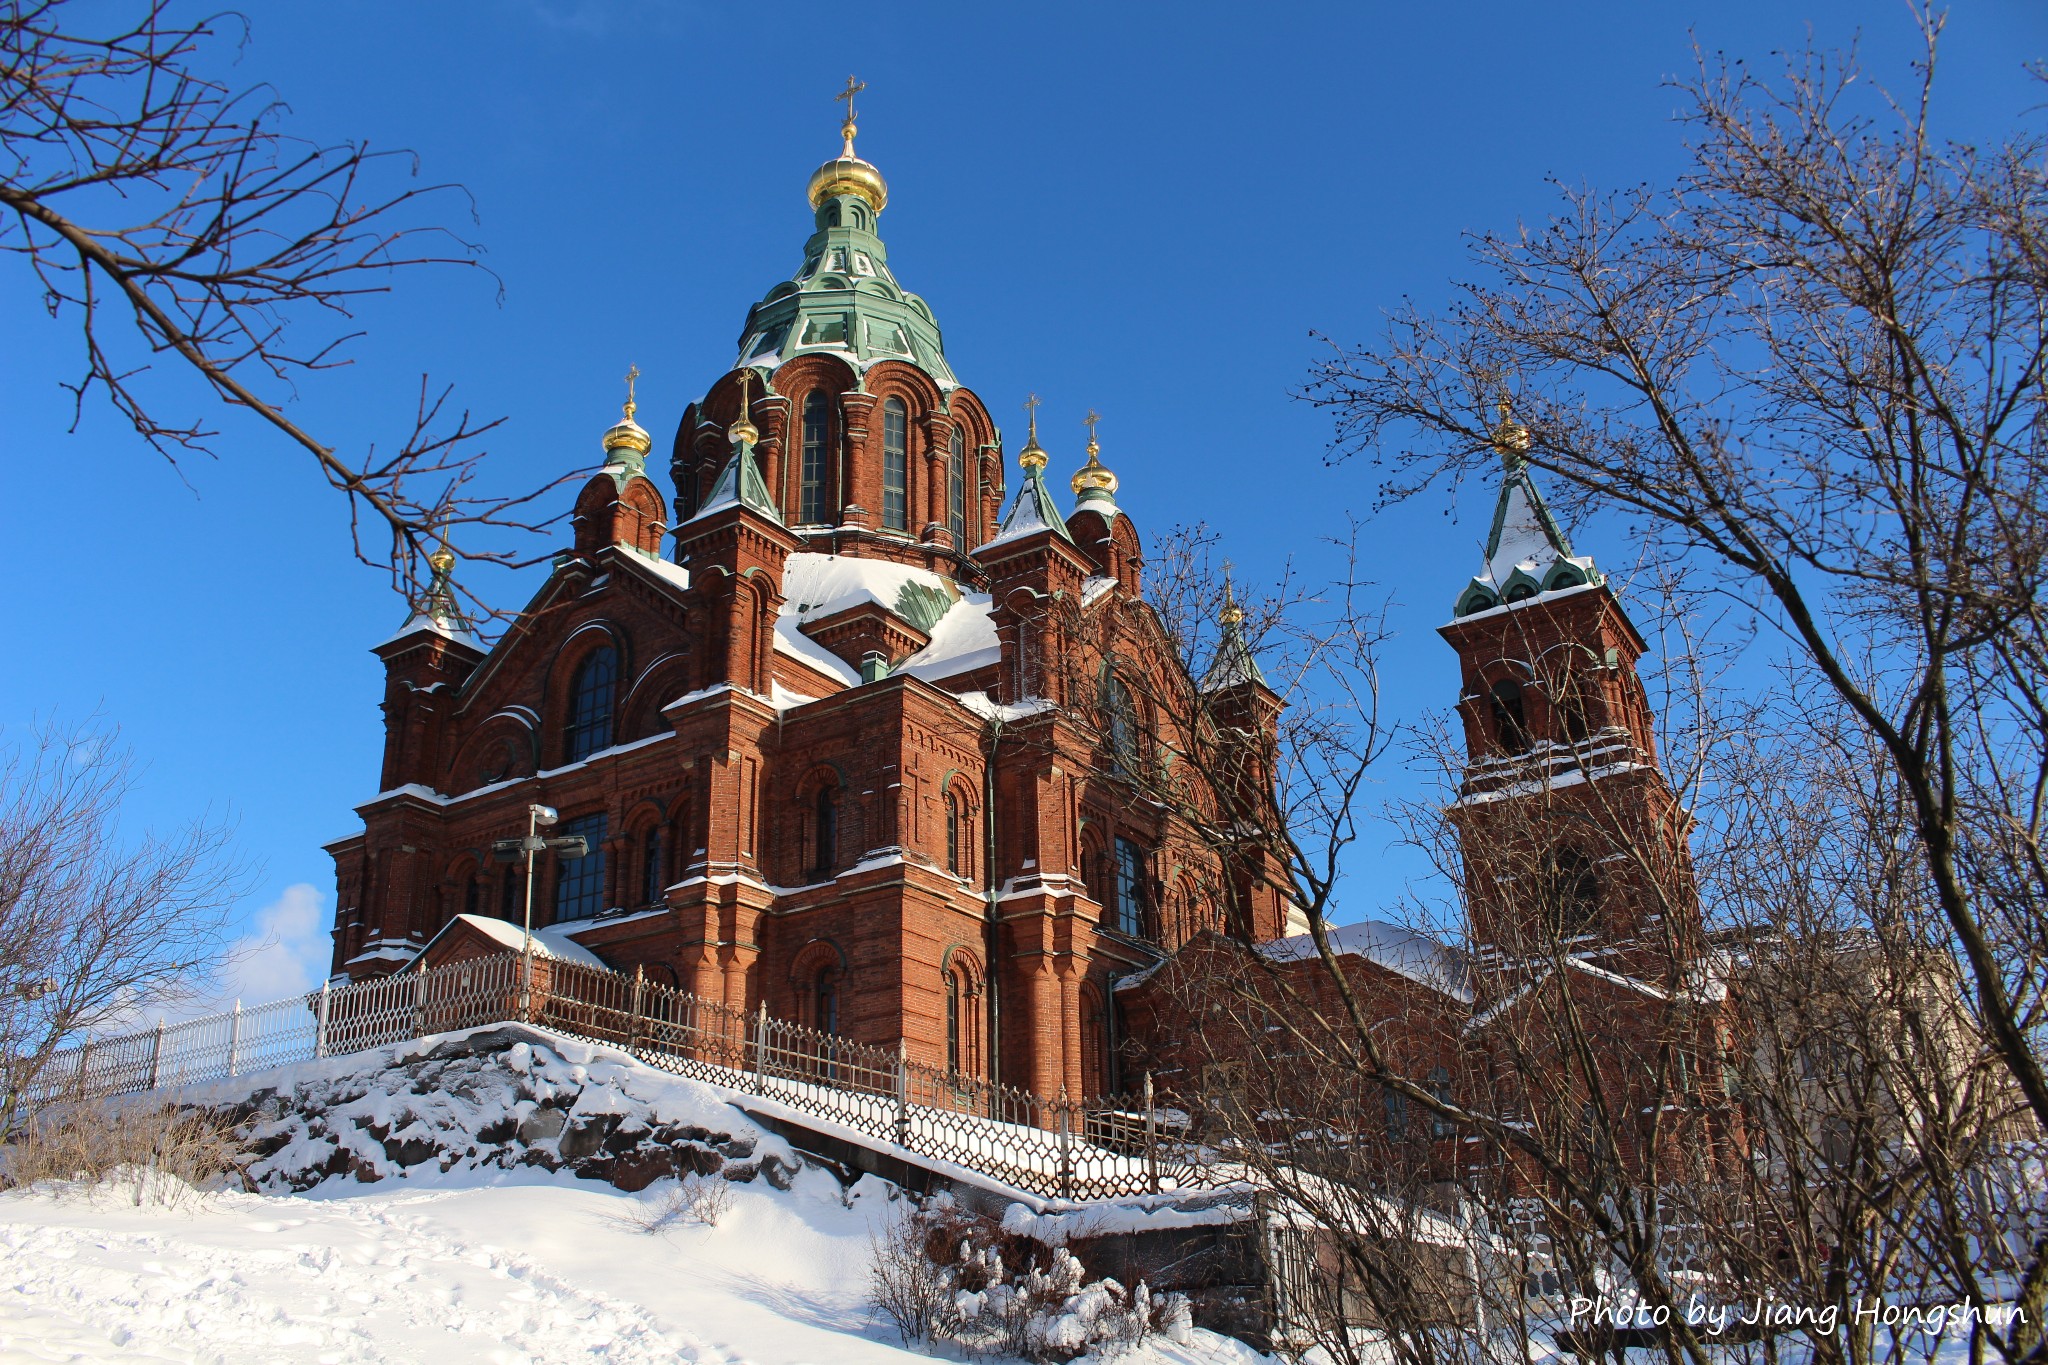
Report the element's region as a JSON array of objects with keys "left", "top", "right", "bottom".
[
  {"left": 944, "top": 790, "right": 964, "bottom": 875},
  {"left": 881, "top": 397, "right": 909, "bottom": 531},
  {"left": 800, "top": 391, "right": 830, "bottom": 524},
  {"left": 947, "top": 426, "right": 967, "bottom": 545},
  {"left": 813, "top": 786, "right": 839, "bottom": 880},
  {"left": 1104, "top": 676, "right": 1140, "bottom": 776},
  {"left": 1081, "top": 984, "right": 1107, "bottom": 1097},
  {"left": 1112, "top": 837, "right": 1148, "bottom": 937},
  {"left": 461, "top": 869, "right": 480, "bottom": 920},
  {"left": 640, "top": 825, "right": 665, "bottom": 908},
  {"left": 1489, "top": 678, "right": 1529, "bottom": 754},
  {"left": 1556, "top": 674, "right": 1591, "bottom": 743},
  {"left": 499, "top": 866, "right": 522, "bottom": 922},
  {"left": 564, "top": 646, "right": 617, "bottom": 762},
  {"left": 810, "top": 966, "right": 840, "bottom": 1036},
  {"left": 1428, "top": 1067, "right": 1456, "bottom": 1138},
  {"left": 1542, "top": 848, "right": 1601, "bottom": 937}
]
